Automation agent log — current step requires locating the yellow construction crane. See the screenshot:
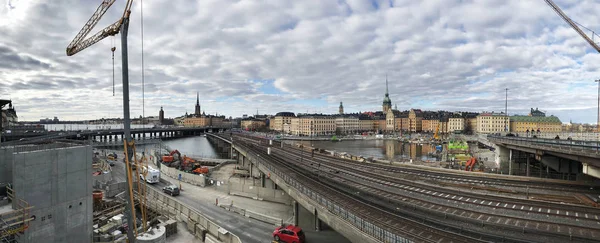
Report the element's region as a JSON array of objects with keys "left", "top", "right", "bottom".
[
  {"left": 66, "top": 1, "right": 147, "bottom": 242},
  {"left": 544, "top": 0, "right": 600, "bottom": 52}
]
